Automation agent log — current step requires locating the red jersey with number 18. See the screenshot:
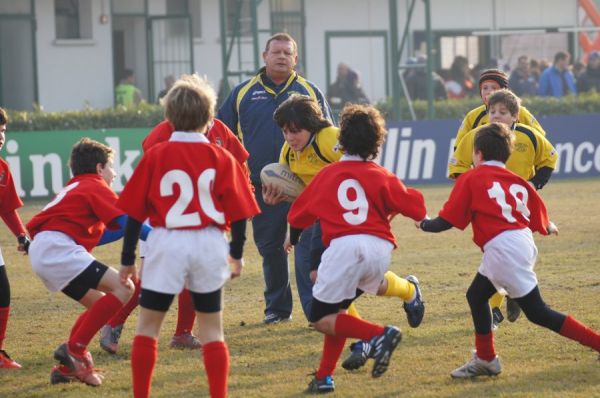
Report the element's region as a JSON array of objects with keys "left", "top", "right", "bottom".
[
  {"left": 438, "top": 162, "right": 550, "bottom": 249},
  {"left": 288, "top": 158, "right": 427, "bottom": 247},
  {"left": 26, "top": 174, "right": 122, "bottom": 252},
  {"left": 118, "top": 132, "right": 259, "bottom": 229}
]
